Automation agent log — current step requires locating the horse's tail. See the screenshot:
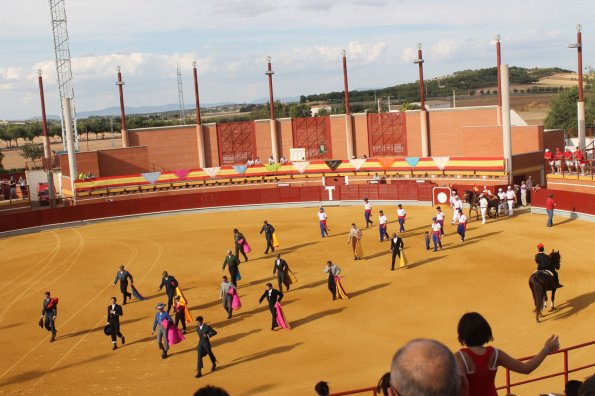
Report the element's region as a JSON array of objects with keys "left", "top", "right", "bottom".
[{"left": 530, "top": 273, "right": 545, "bottom": 317}]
